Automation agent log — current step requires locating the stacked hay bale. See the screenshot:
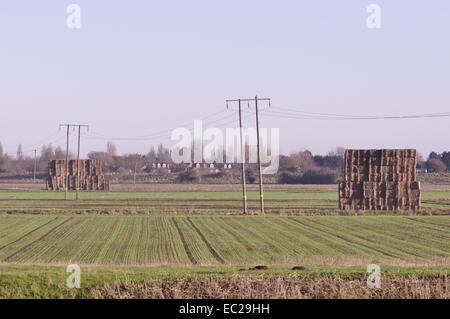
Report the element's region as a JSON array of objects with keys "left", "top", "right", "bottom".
[
  {"left": 47, "top": 159, "right": 109, "bottom": 191},
  {"left": 339, "top": 149, "right": 420, "bottom": 211}
]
